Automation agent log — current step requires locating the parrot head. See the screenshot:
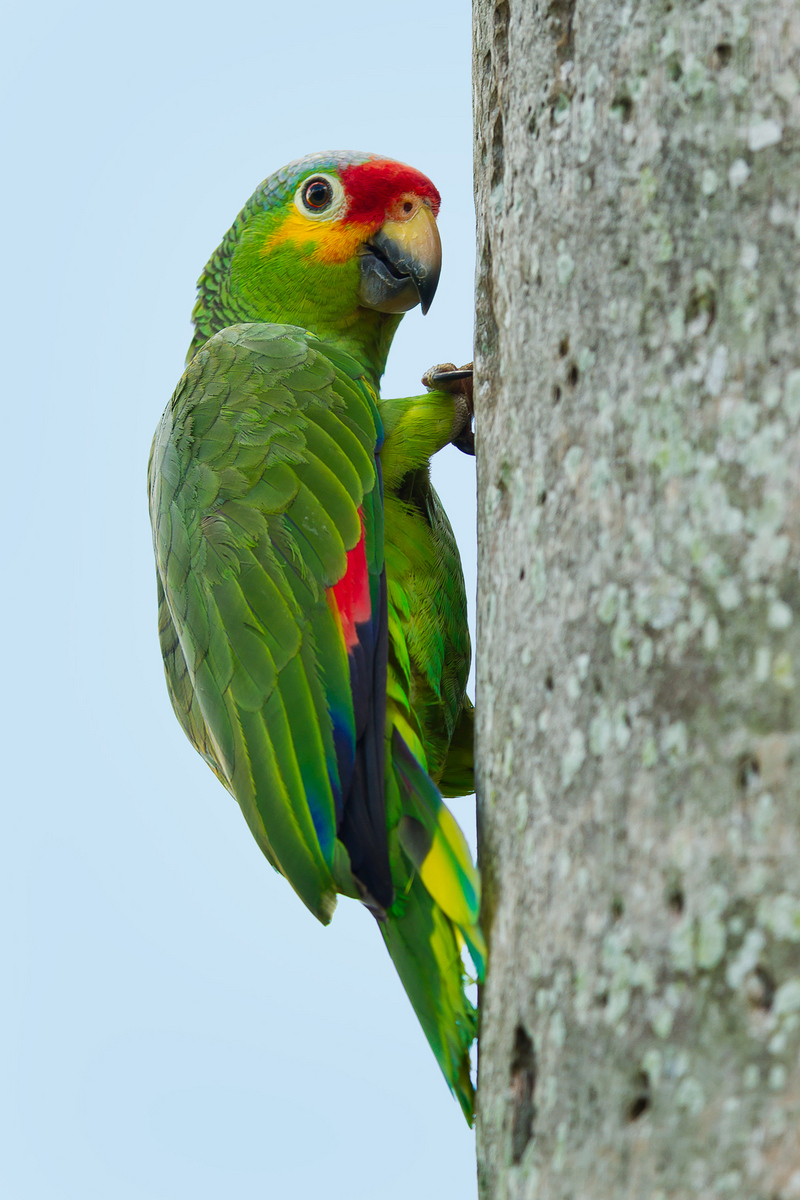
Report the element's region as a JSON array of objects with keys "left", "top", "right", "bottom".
[{"left": 190, "top": 151, "right": 443, "bottom": 377}]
